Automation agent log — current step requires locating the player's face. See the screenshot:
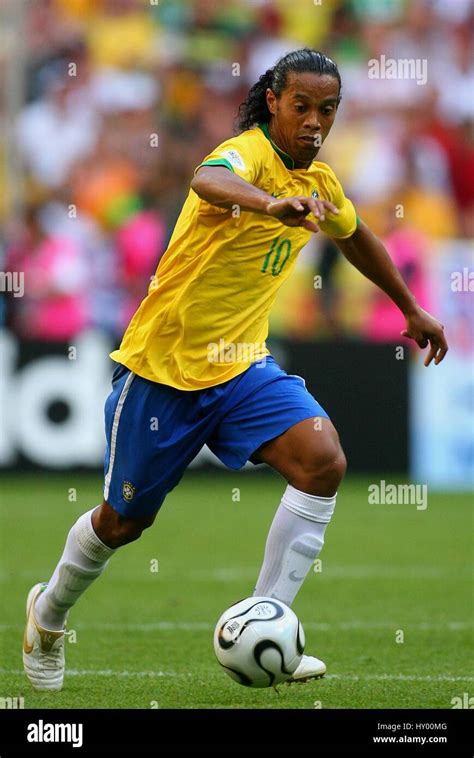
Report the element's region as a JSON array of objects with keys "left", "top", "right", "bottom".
[{"left": 266, "top": 72, "right": 340, "bottom": 168}]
